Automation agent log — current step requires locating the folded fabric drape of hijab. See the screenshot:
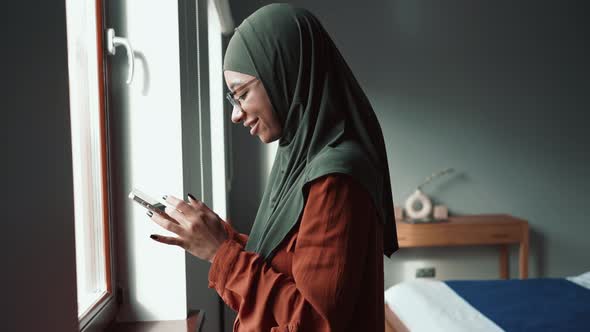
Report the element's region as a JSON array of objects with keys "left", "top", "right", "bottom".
[{"left": 223, "top": 3, "right": 398, "bottom": 261}]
